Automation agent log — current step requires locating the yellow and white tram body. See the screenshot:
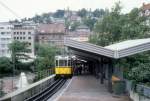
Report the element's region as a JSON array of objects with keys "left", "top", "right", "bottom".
[{"left": 55, "top": 55, "right": 73, "bottom": 77}]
